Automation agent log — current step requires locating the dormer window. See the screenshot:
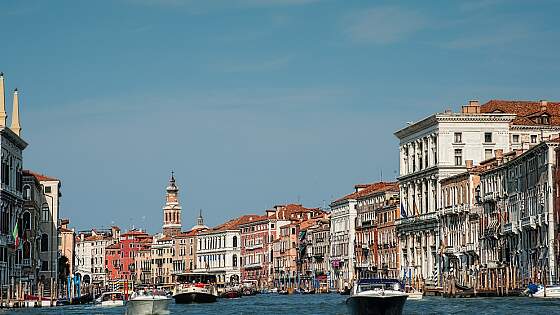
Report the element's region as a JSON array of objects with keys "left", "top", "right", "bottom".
[{"left": 541, "top": 114, "right": 550, "bottom": 125}]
